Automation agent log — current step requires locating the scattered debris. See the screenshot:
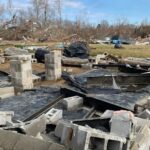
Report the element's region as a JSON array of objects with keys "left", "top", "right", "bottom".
[{"left": 0, "top": 40, "right": 149, "bottom": 150}]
